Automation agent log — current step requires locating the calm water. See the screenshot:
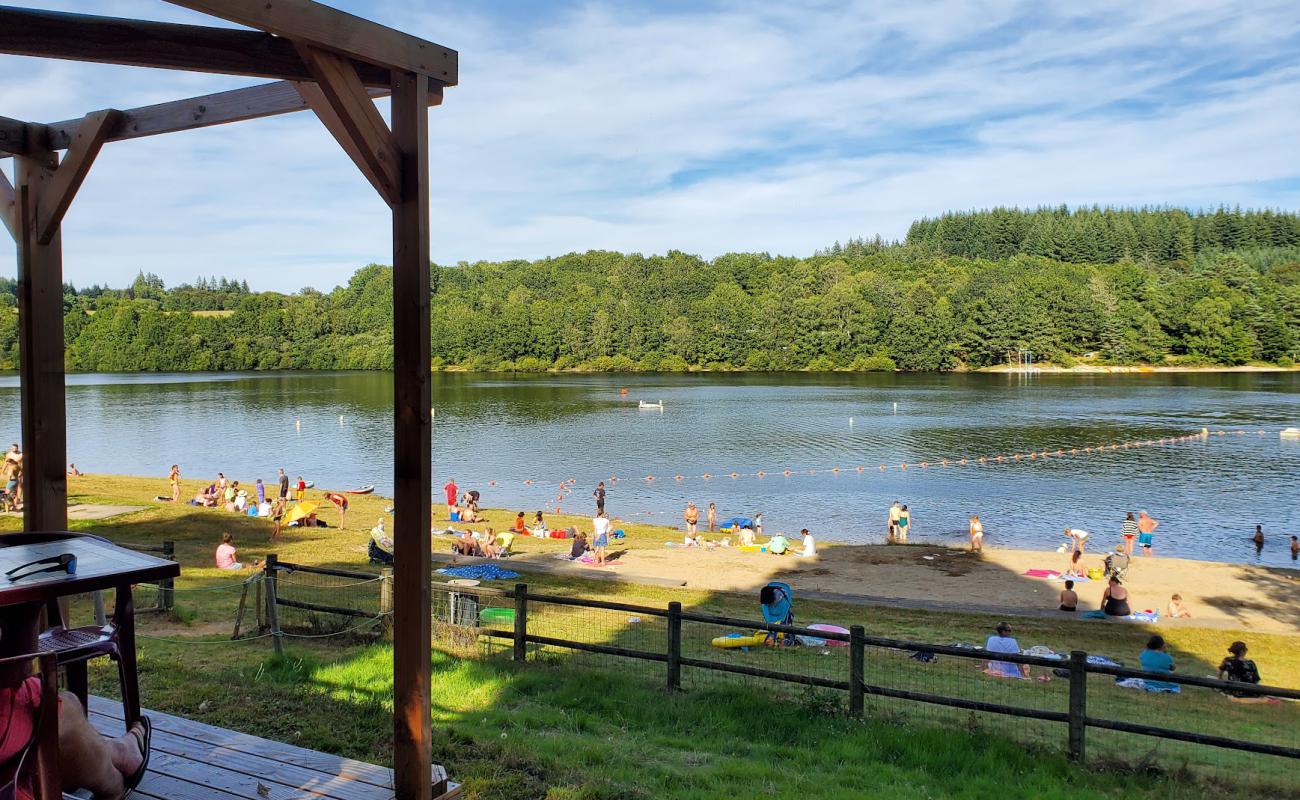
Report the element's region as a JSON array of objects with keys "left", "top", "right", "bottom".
[{"left": 1, "top": 371, "right": 1297, "bottom": 566}]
